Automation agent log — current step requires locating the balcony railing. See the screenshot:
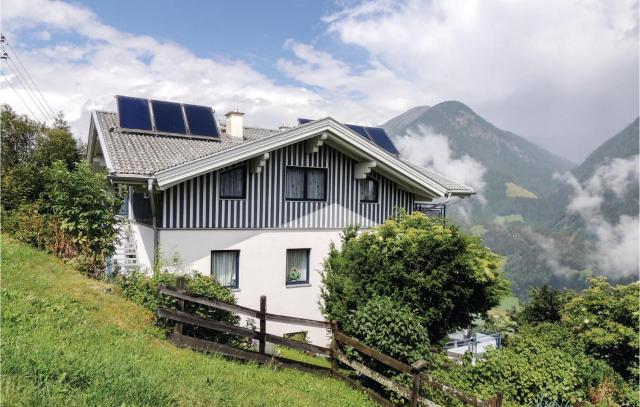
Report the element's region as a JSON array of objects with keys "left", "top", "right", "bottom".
[{"left": 413, "top": 202, "right": 447, "bottom": 219}]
